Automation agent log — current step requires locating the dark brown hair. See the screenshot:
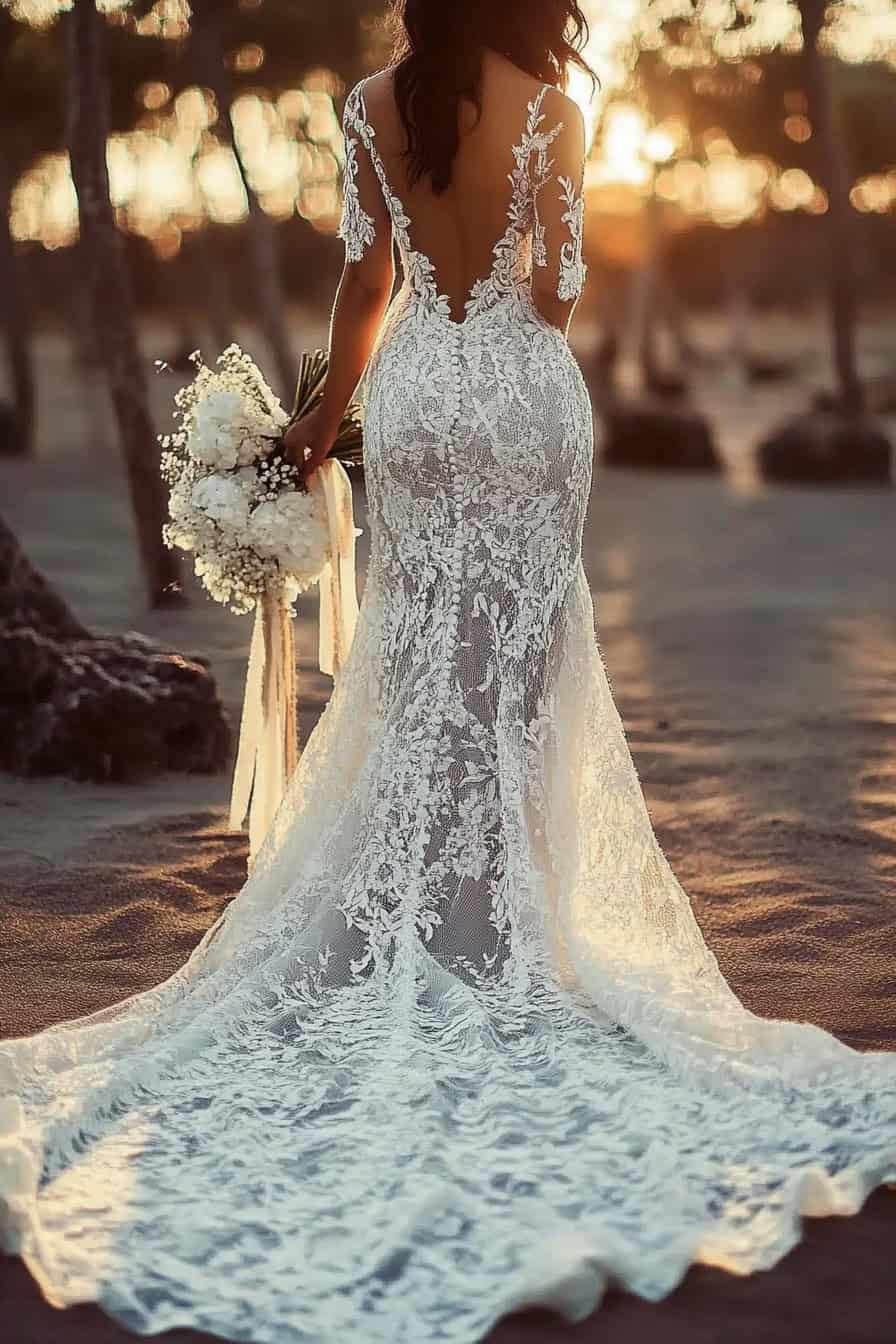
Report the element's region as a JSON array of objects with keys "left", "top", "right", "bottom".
[{"left": 390, "top": 0, "right": 596, "bottom": 194}]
